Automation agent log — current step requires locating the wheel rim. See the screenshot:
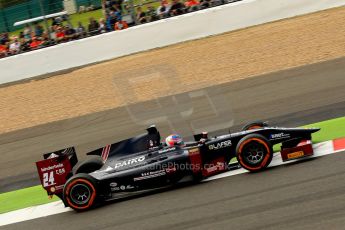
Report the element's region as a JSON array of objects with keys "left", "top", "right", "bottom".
[
  {"left": 248, "top": 125, "right": 262, "bottom": 130},
  {"left": 242, "top": 142, "right": 266, "bottom": 164},
  {"left": 70, "top": 184, "right": 91, "bottom": 205}
]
